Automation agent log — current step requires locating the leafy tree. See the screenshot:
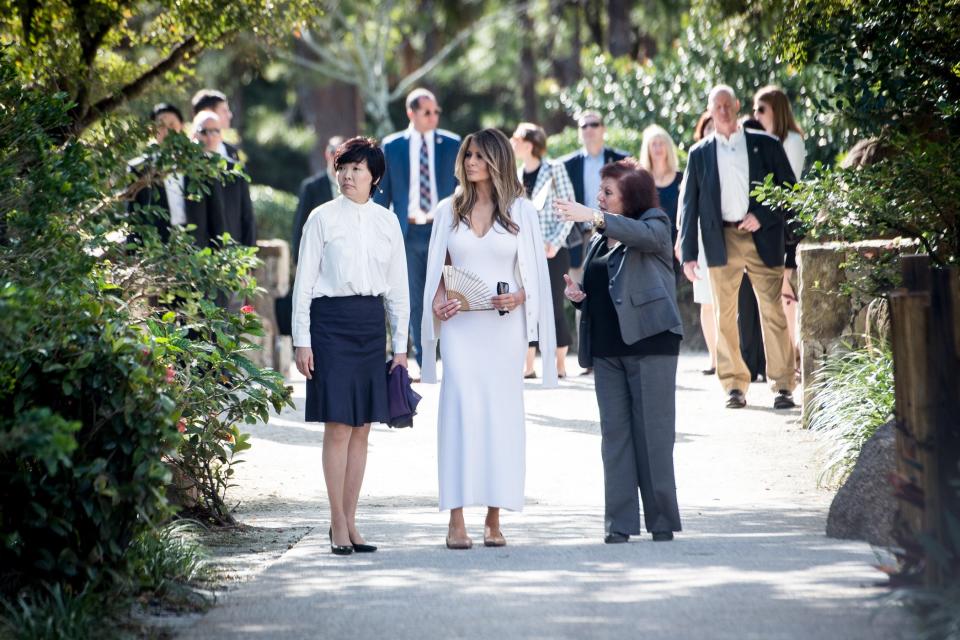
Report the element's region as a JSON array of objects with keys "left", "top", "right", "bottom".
[{"left": 0, "top": 0, "right": 319, "bottom": 136}]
